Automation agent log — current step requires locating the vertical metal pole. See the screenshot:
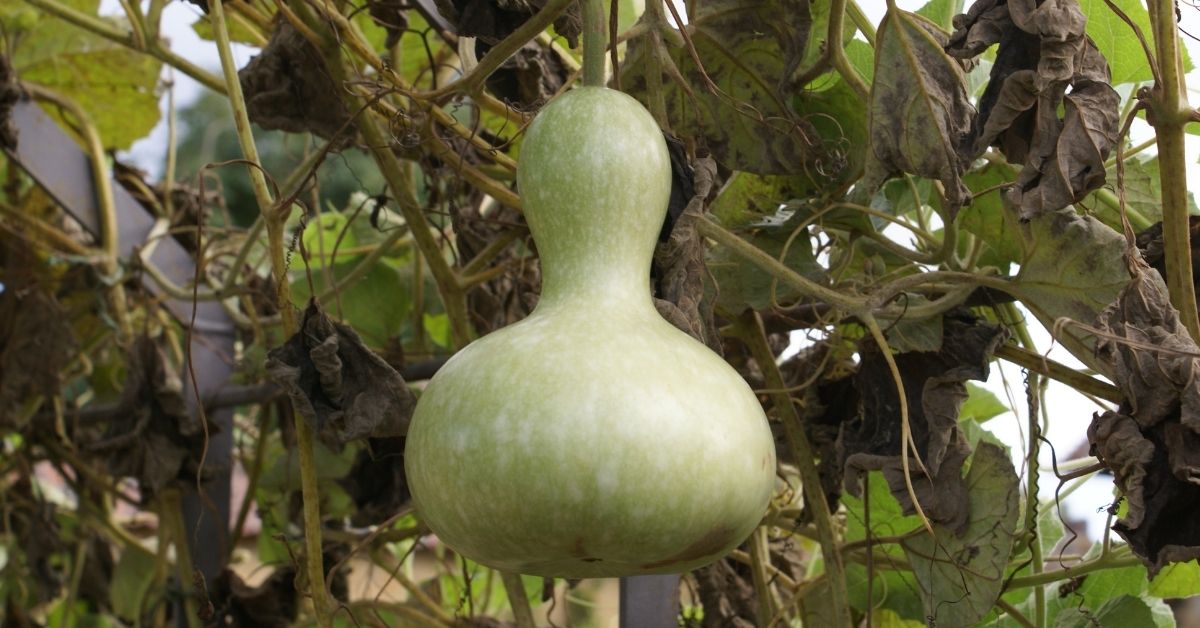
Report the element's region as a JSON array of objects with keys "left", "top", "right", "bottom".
[
  {"left": 619, "top": 575, "right": 680, "bottom": 627},
  {"left": 8, "top": 101, "right": 236, "bottom": 581}
]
